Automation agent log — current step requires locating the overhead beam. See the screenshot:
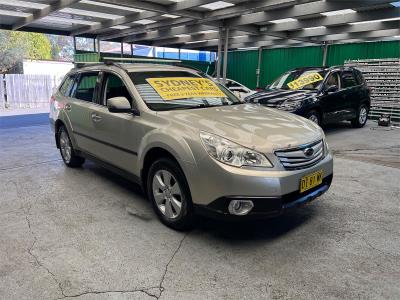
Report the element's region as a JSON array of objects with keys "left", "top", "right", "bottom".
[
  {"left": 128, "top": 24, "right": 219, "bottom": 43},
  {"left": 288, "top": 20, "right": 400, "bottom": 39},
  {"left": 188, "top": 39, "right": 307, "bottom": 50},
  {"left": 98, "top": 17, "right": 196, "bottom": 40},
  {"left": 72, "top": 0, "right": 216, "bottom": 35},
  {"left": 260, "top": 7, "right": 400, "bottom": 33},
  {"left": 225, "top": 0, "right": 396, "bottom": 27},
  {"left": 97, "top": 0, "right": 319, "bottom": 41},
  {"left": 12, "top": 0, "right": 81, "bottom": 30},
  {"left": 205, "top": 0, "right": 318, "bottom": 20},
  {"left": 180, "top": 20, "right": 400, "bottom": 50},
  {"left": 311, "top": 28, "right": 400, "bottom": 42}
]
